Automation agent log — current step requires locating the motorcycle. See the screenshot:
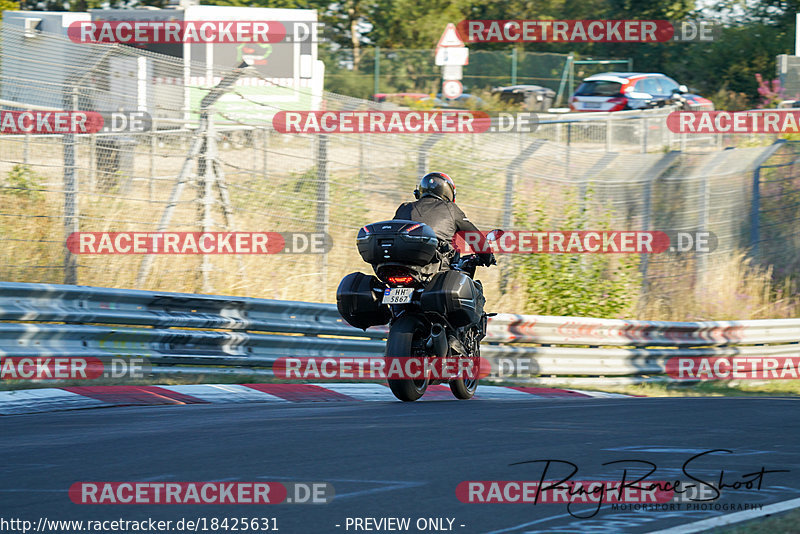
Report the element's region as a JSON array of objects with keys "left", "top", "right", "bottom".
[{"left": 336, "top": 220, "right": 501, "bottom": 402}]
